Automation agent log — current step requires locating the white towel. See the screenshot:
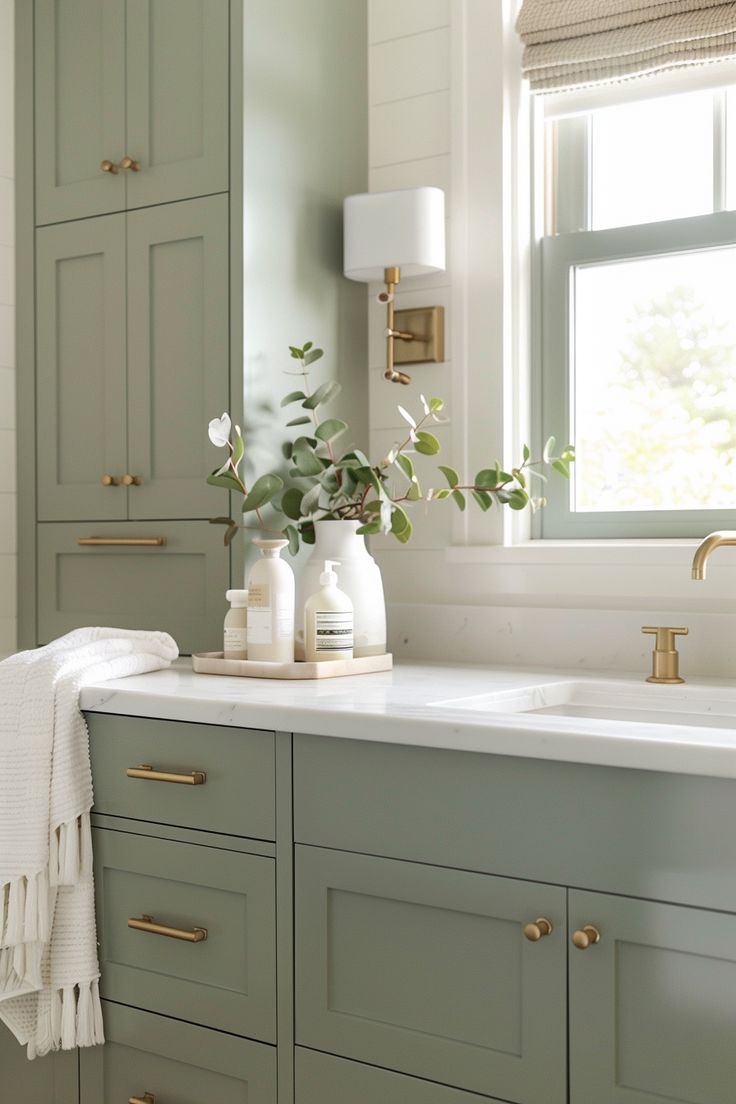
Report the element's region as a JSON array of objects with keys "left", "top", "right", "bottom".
[{"left": 0, "top": 627, "right": 179, "bottom": 1058}]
